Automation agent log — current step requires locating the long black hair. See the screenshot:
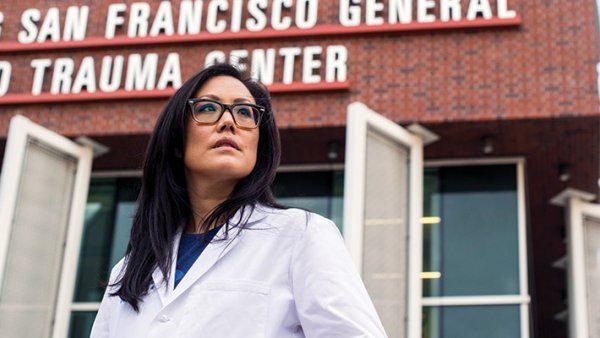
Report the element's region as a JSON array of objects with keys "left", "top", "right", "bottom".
[{"left": 110, "top": 63, "right": 287, "bottom": 311}]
